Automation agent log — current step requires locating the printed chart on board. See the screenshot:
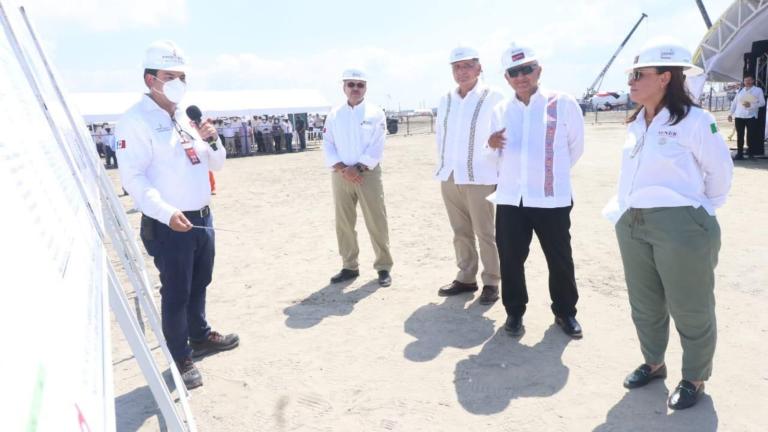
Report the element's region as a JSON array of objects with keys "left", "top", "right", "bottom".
[{"left": 0, "top": 2, "right": 111, "bottom": 430}]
